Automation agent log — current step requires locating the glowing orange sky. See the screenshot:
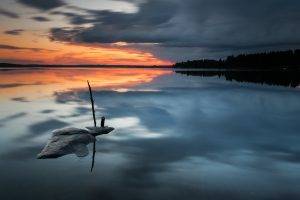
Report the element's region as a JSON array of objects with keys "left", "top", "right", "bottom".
[
  {"left": 0, "top": 32, "right": 171, "bottom": 65},
  {"left": 0, "top": 1, "right": 172, "bottom": 66}
]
